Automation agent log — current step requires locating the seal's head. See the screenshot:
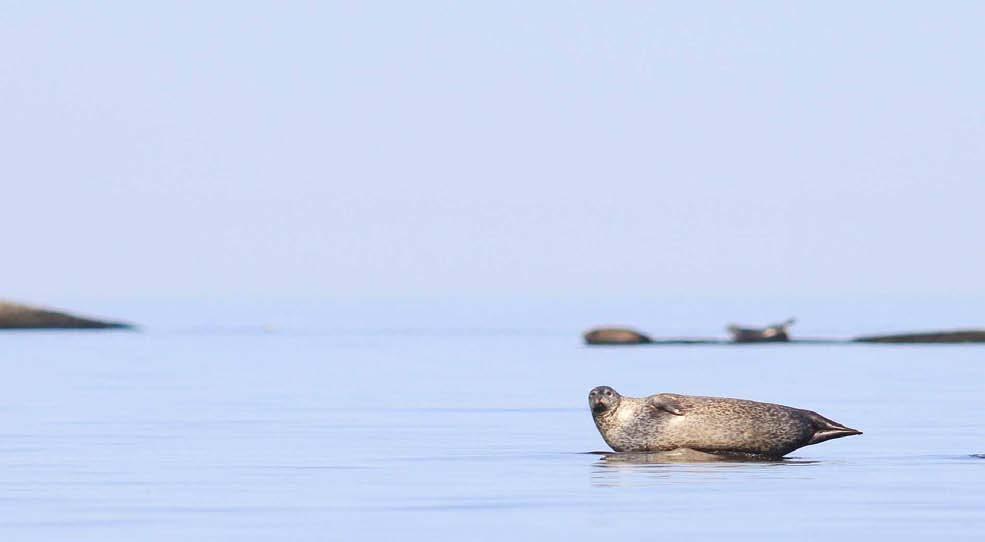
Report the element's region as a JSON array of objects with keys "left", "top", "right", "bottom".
[{"left": 589, "top": 386, "right": 621, "bottom": 415}]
